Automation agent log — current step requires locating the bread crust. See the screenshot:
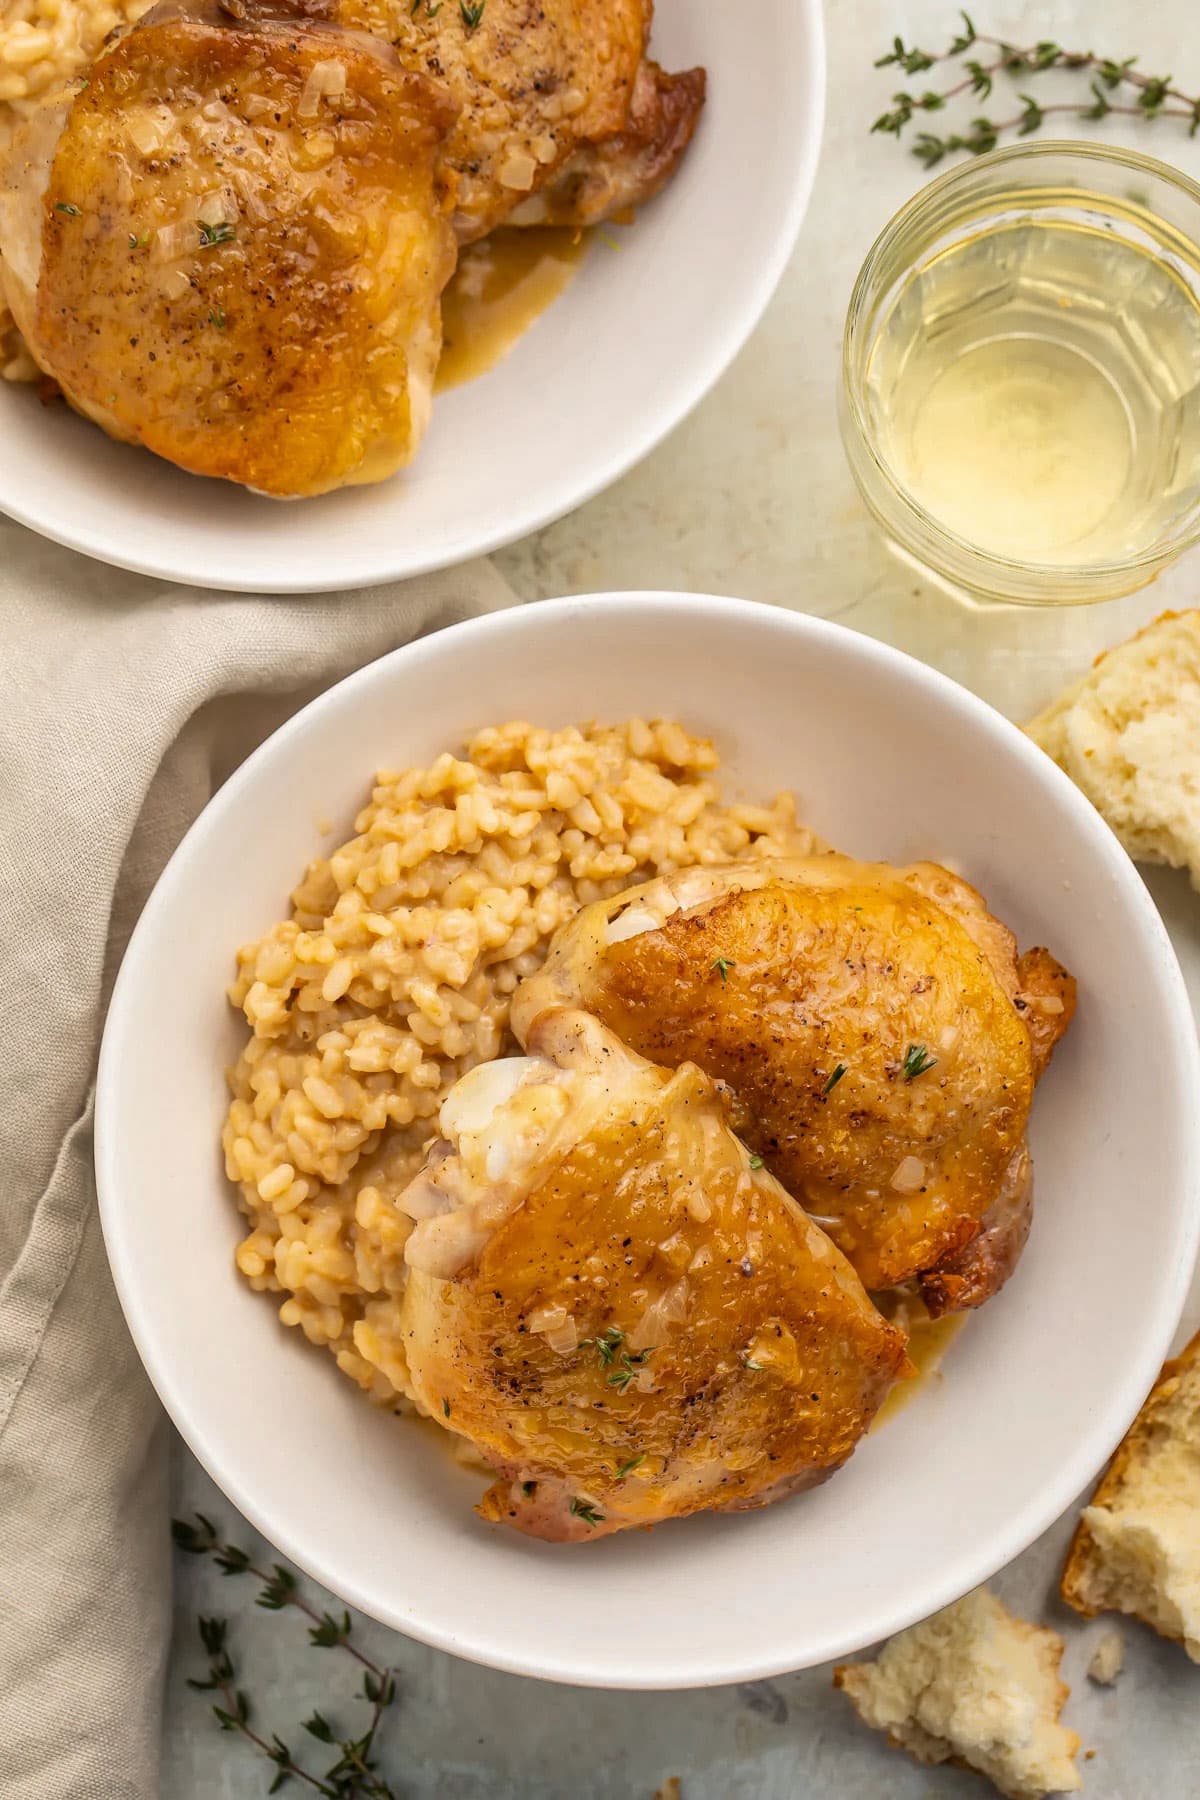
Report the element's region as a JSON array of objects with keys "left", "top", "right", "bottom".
[{"left": 1060, "top": 1326, "right": 1200, "bottom": 1636}]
